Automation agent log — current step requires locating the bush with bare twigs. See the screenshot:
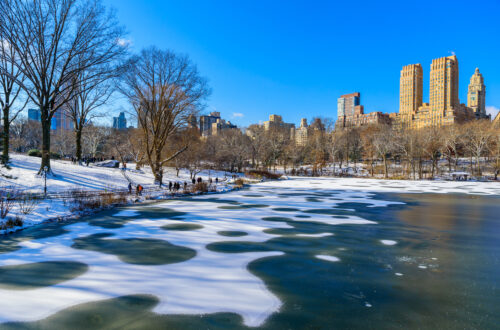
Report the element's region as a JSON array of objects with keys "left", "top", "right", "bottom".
[
  {"left": 17, "top": 194, "right": 40, "bottom": 215},
  {"left": 0, "top": 191, "right": 17, "bottom": 219},
  {"left": 0, "top": 216, "right": 23, "bottom": 230},
  {"left": 233, "top": 178, "right": 245, "bottom": 188},
  {"left": 245, "top": 170, "right": 281, "bottom": 180},
  {"left": 191, "top": 182, "right": 208, "bottom": 193}
]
